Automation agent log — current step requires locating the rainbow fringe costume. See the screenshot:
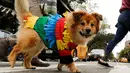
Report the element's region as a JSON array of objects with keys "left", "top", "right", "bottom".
[{"left": 24, "top": 14, "right": 77, "bottom": 64}]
